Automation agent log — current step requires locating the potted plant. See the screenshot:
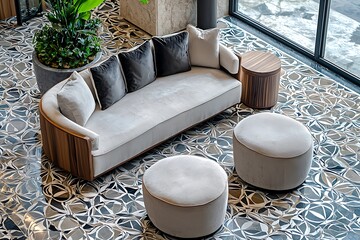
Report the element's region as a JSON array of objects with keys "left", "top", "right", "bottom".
[{"left": 33, "top": 0, "right": 149, "bottom": 94}]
